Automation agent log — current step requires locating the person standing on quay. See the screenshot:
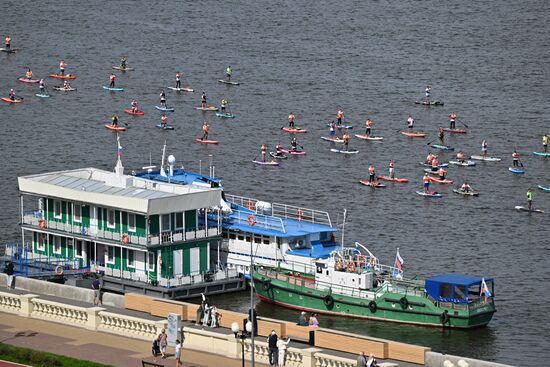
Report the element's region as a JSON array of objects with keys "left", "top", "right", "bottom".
[
  {"left": 267, "top": 330, "right": 279, "bottom": 366},
  {"left": 277, "top": 336, "right": 291, "bottom": 367},
  {"left": 357, "top": 351, "right": 367, "bottom": 367},
  {"left": 174, "top": 339, "right": 182, "bottom": 367}
]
